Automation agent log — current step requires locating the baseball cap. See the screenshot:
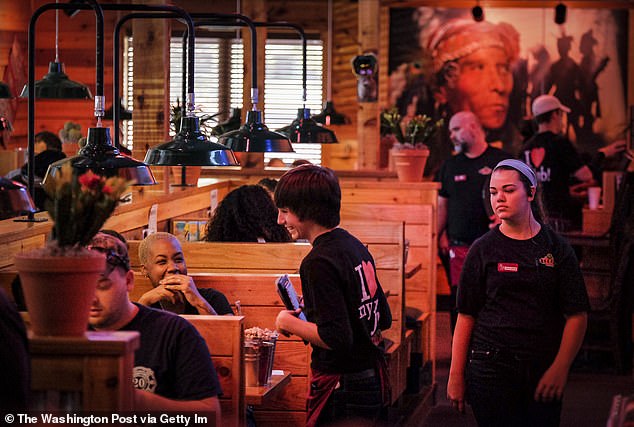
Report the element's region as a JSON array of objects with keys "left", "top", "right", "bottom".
[{"left": 532, "top": 95, "right": 571, "bottom": 117}]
